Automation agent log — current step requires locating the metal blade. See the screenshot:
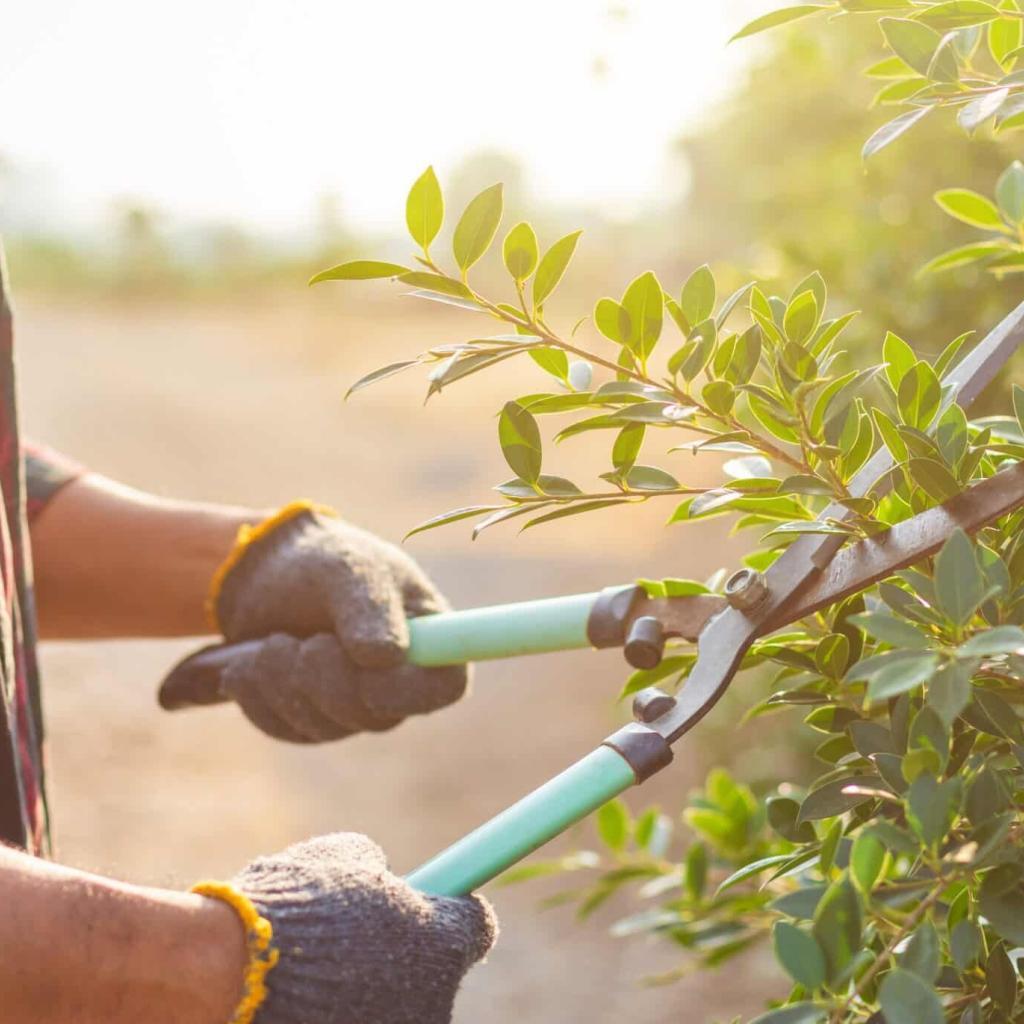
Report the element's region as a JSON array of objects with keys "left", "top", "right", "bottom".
[{"left": 648, "top": 299, "right": 1024, "bottom": 745}]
